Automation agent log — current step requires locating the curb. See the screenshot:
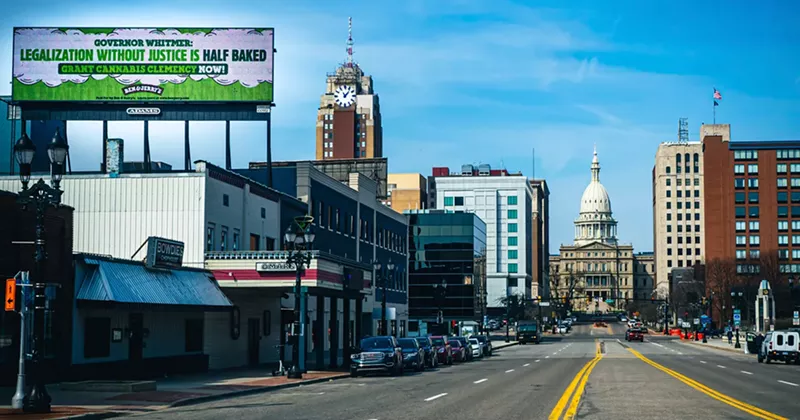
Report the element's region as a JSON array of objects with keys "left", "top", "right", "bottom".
[
  {"left": 59, "top": 412, "right": 124, "bottom": 420},
  {"left": 168, "top": 373, "right": 350, "bottom": 408},
  {"left": 683, "top": 339, "right": 751, "bottom": 355},
  {"left": 492, "top": 342, "right": 519, "bottom": 350}
]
